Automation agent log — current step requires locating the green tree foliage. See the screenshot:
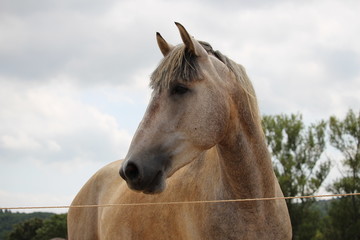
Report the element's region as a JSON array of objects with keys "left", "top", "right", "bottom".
[
  {"left": 33, "top": 214, "right": 67, "bottom": 240},
  {"left": 7, "top": 218, "right": 43, "bottom": 240},
  {"left": 0, "top": 210, "right": 53, "bottom": 239},
  {"left": 3, "top": 212, "right": 67, "bottom": 240},
  {"left": 262, "top": 113, "right": 331, "bottom": 240},
  {"left": 324, "top": 109, "right": 360, "bottom": 240}
]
